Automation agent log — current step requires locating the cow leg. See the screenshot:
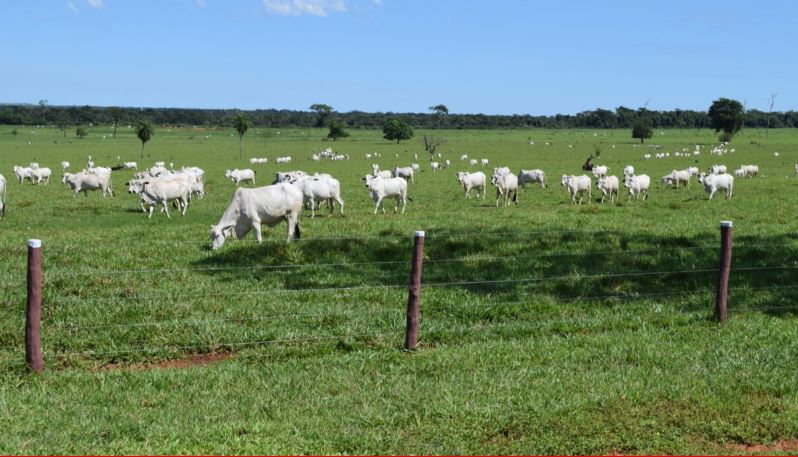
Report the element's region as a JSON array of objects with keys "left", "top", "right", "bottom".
[
  {"left": 162, "top": 201, "right": 171, "bottom": 218},
  {"left": 253, "top": 222, "right": 263, "bottom": 242},
  {"left": 335, "top": 195, "right": 344, "bottom": 216},
  {"left": 400, "top": 194, "right": 406, "bottom": 214},
  {"left": 374, "top": 196, "right": 383, "bottom": 215},
  {"left": 148, "top": 205, "right": 154, "bottom": 218}
]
